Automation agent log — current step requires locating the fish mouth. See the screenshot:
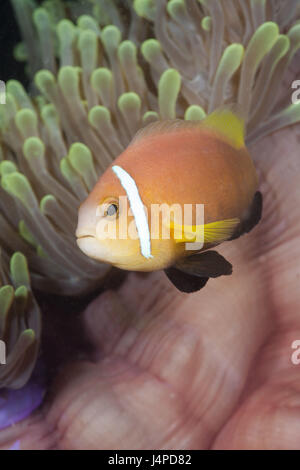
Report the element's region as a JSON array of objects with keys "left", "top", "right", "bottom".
[
  {"left": 76, "top": 233, "right": 108, "bottom": 262},
  {"left": 75, "top": 227, "right": 96, "bottom": 240},
  {"left": 77, "top": 235, "right": 95, "bottom": 240}
]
